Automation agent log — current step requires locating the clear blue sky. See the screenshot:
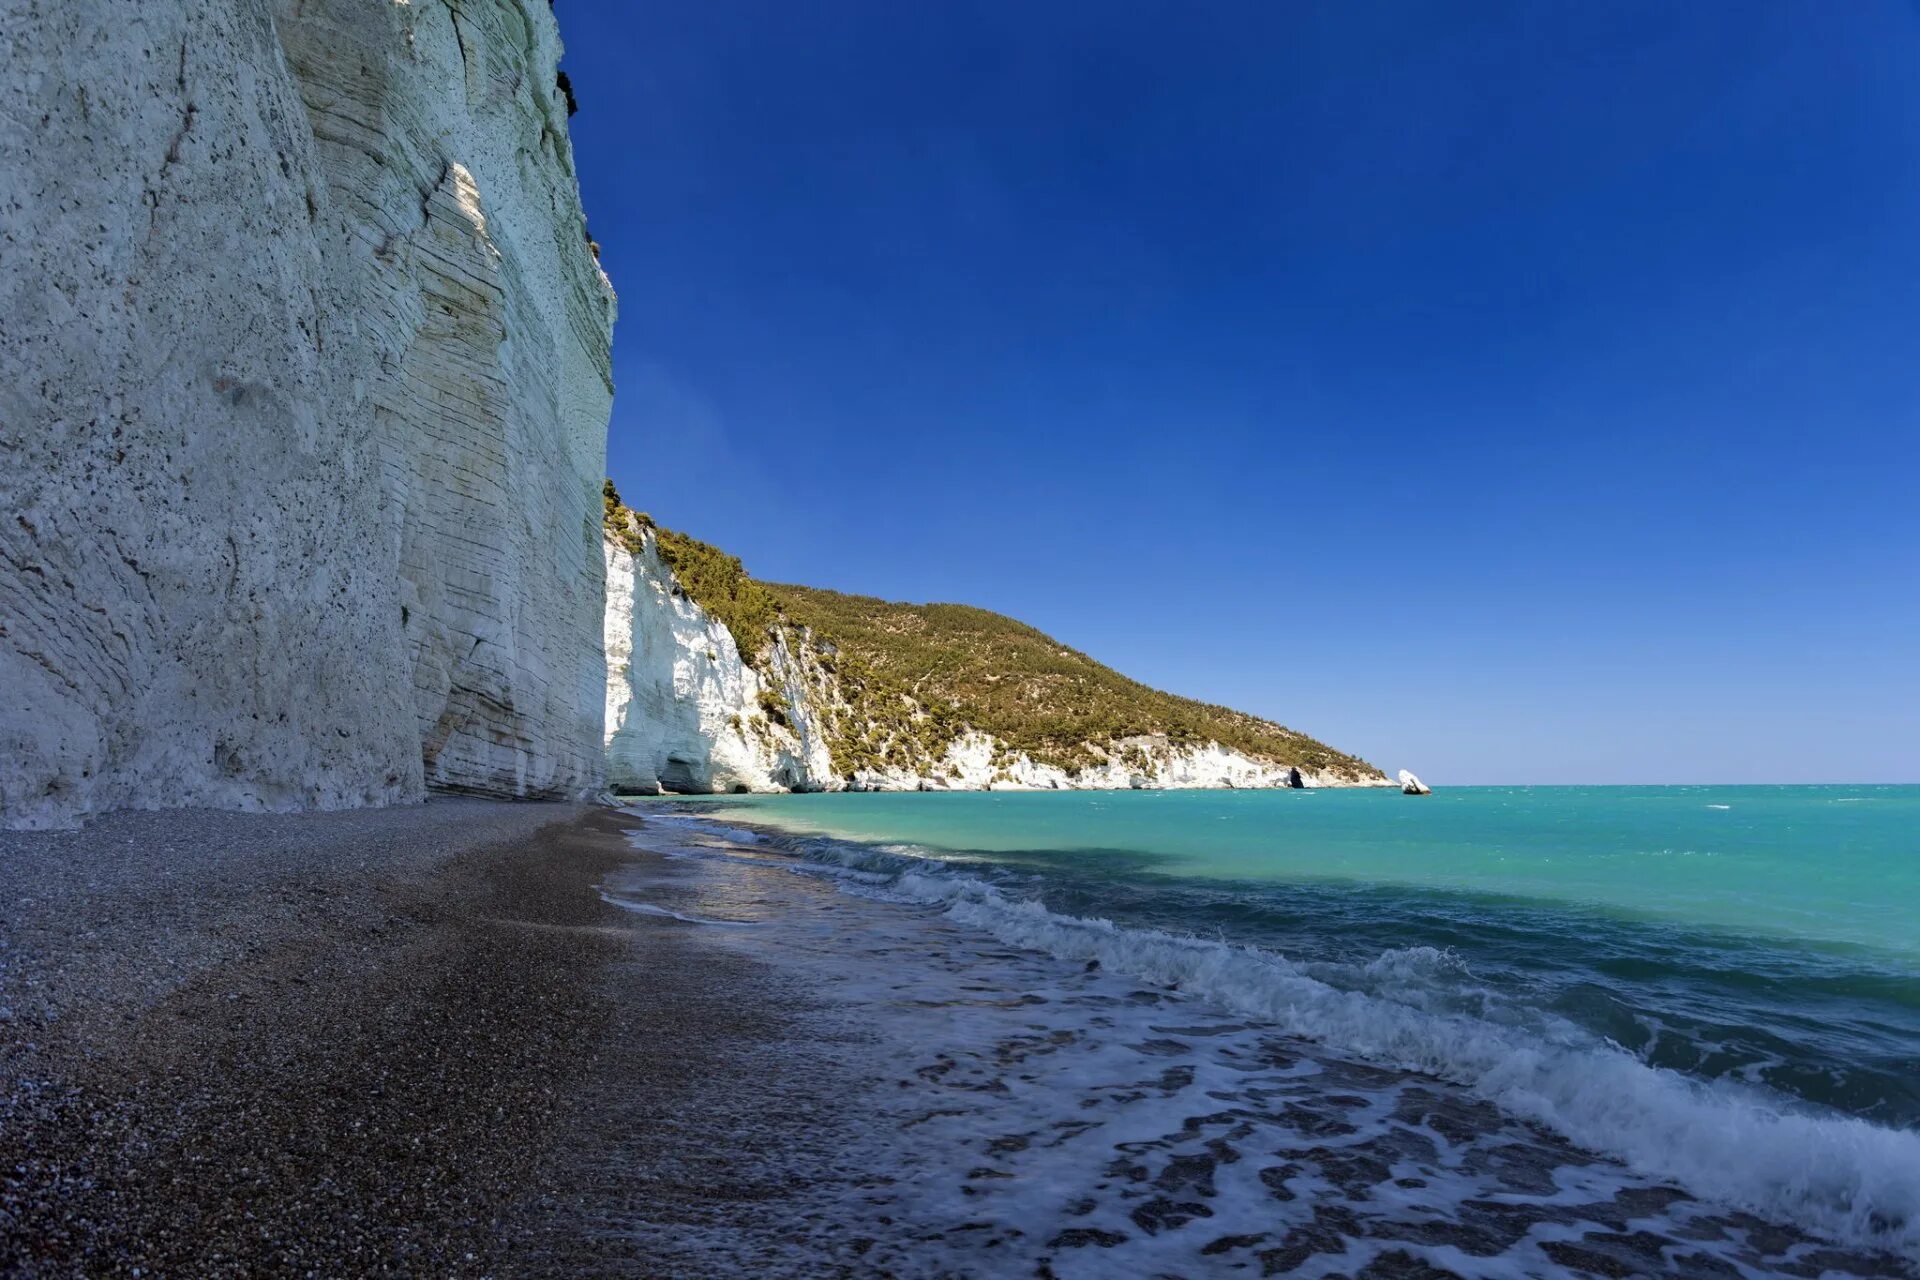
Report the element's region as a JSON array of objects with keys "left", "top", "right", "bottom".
[{"left": 564, "top": 2, "right": 1919, "bottom": 785}]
